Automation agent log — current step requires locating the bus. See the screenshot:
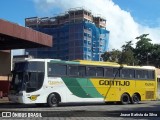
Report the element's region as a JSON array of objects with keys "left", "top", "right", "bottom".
[{"left": 8, "top": 59, "right": 157, "bottom": 107}]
